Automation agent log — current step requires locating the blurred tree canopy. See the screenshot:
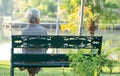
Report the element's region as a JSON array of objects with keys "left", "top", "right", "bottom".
[
  {"left": 13, "top": 0, "right": 57, "bottom": 18},
  {"left": 28, "top": 0, "right": 57, "bottom": 17},
  {"left": 61, "top": 0, "right": 120, "bottom": 23},
  {"left": 60, "top": 0, "right": 120, "bottom": 35}
]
